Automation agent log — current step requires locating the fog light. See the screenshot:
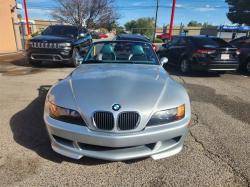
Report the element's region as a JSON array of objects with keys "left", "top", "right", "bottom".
[{"left": 61, "top": 51, "right": 69, "bottom": 55}]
